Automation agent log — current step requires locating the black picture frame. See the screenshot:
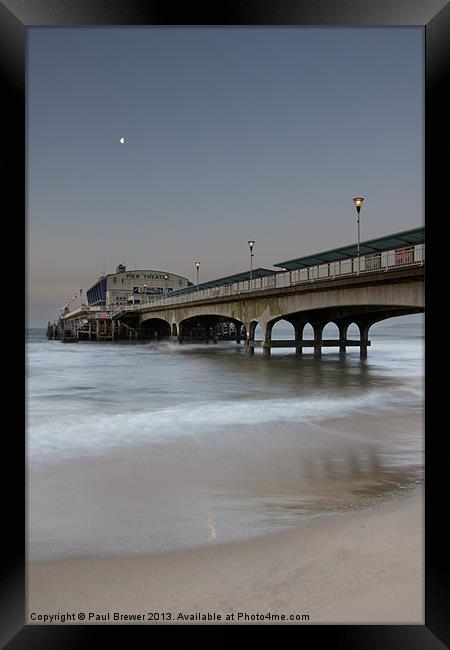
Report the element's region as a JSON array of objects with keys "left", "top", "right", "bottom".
[{"left": 4, "top": 0, "right": 448, "bottom": 647}]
